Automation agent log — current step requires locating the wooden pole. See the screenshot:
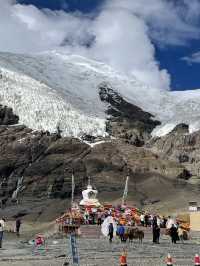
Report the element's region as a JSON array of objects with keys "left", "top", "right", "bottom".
[
  {"left": 71, "top": 171, "right": 75, "bottom": 208},
  {"left": 122, "top": 176, "right": 129, "bottom": 206}
]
